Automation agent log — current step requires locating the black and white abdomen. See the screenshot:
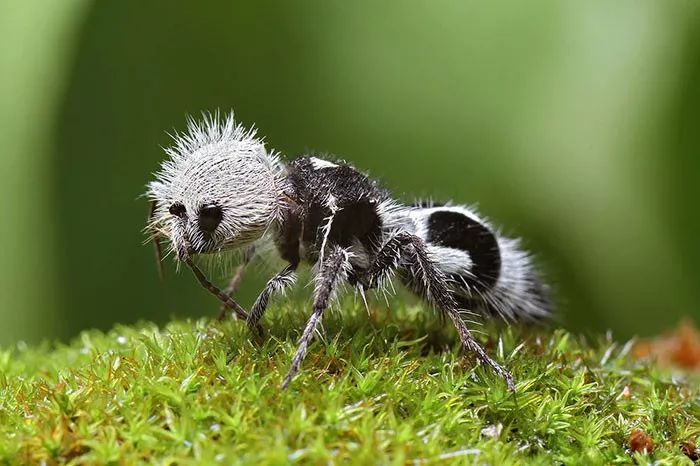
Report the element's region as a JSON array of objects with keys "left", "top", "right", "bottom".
[{"left": 404, "top": 205, "right": 551, "bottom": 322}]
